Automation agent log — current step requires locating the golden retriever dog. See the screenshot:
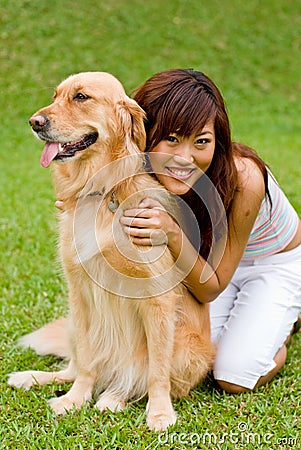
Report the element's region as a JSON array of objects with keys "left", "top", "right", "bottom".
[{"left": 8, "top": 72, "right": 214, "bottom": 431}]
